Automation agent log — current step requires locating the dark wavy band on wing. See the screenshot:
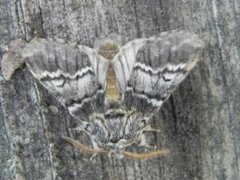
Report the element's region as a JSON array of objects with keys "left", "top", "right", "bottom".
[
  {"left": 113, "top": 31, "right": 203, "bottom": 116},
  {"left": 124, "top": 86, "right": 163, "bottom": 115},
  {"left": 133, "top": 62, "right": 187, "bottom": 76},
  {"left": 124, "top": 64, "right": 186, "bottom": 115},
  {"left": 66, "top": 88, "right": 105, "bottom": 120},
  {"left": 21, "top": 38, "right": 108, "bottom": 122},
  {"left": 40, "top": 69, "right": 94, "bottom": 87}
]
